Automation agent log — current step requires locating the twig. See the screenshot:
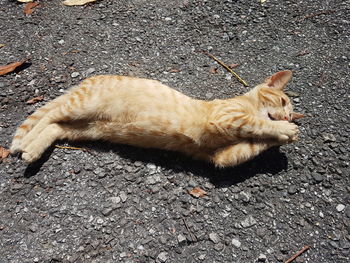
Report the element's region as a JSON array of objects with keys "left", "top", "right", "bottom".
[
  {"left": 55, "top": 145, "right": 86, "bottom": 151},
  {"left": 284, "top": 245, "right": 311, "bottom": 263},
  {"left": 201, "top": 50, "right": 249, "bottom": 87},
  {"left": 300, "top": 10, "right": 335, "bottom": 21},
  {"left": 182, "top": 217, "right": 197, "bottom": 242},
  {"left": 295, "top": 50, "right": 310, "bottom": 57},
  {"left": 55, "top": 145, "right": 96, "bottom": 156}
]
